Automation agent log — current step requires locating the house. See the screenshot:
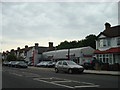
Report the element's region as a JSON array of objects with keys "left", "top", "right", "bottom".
[
  {"left": 16, "top": 42, "right": 55, "bottom": 65},
  {"left": 42, "top": 46, "right": 95, "bottom": 65},
  {"left": 2, "top": 42, "right": 55, "bottom": 66},
  {"left": 94, "top": 22, "right": 120, "bottom": 65}
]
